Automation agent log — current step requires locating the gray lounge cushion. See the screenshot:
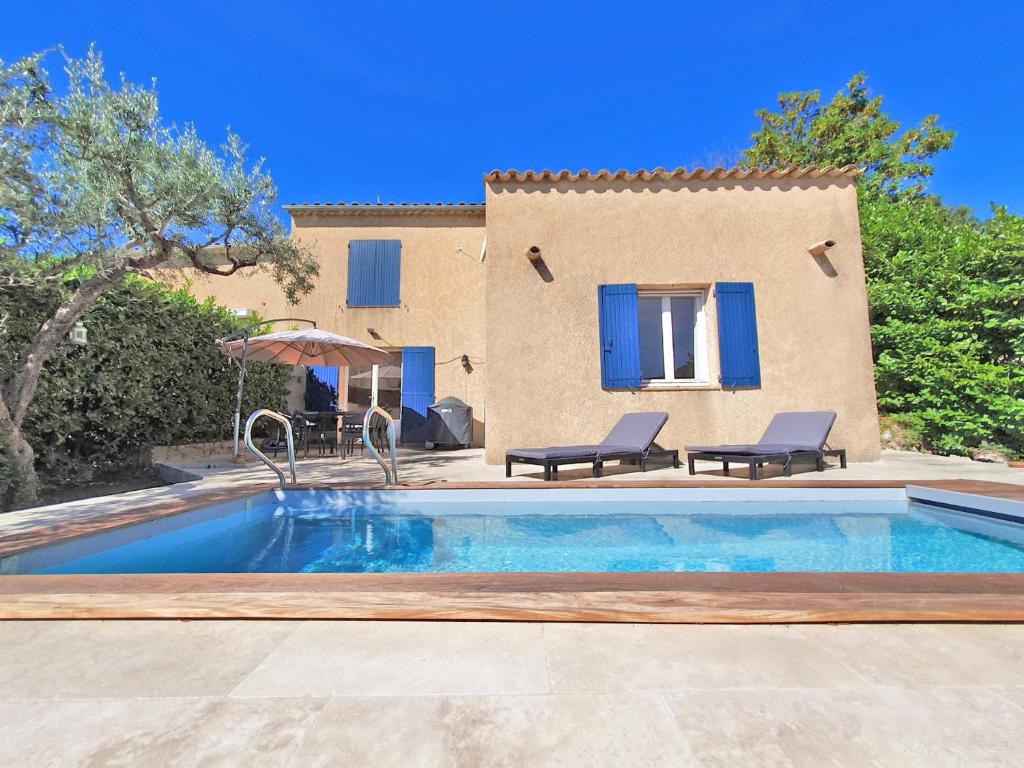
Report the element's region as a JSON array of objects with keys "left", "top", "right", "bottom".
[
  {"left": 684, "top": 411, "right": 836, "bottom": 455},
  {"left": 758, "top": 411, "right": 836, "bottom": 450},
  {"left": 507, "top": 444, "right": 637, "bottom": 461},
  {"left": 600, "top": 412, "right": 669, "bottom": 451},
  {"left": 507, "top": 412, "right": 669, "bottom": 461}
]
